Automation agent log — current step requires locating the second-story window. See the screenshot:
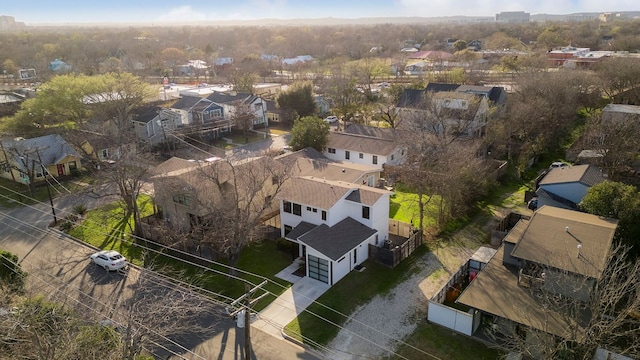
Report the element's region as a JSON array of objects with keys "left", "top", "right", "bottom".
[
  {"left": 373, "top": 155, "right": 378, "bottom": 165},
  {"left": 328, "top": 148, "right": 336, "bottom": 154},
  {"left": 362, "top": 206, "right": 370, "bottom": 219},
  {"left": 345, "top": 151, "right": 350, "bottom": 160},
  {"left": 359, "top": 153, "right": 364, "bottom": 159},
  {"left": 293, "top": 203, "right": 302, "bottom": 216},
  {"left": 321, "top": 210, "right": 327, "bottom": 221},
  {"left": 283, "top": 200, "right": 292, "bottom": 213}
]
